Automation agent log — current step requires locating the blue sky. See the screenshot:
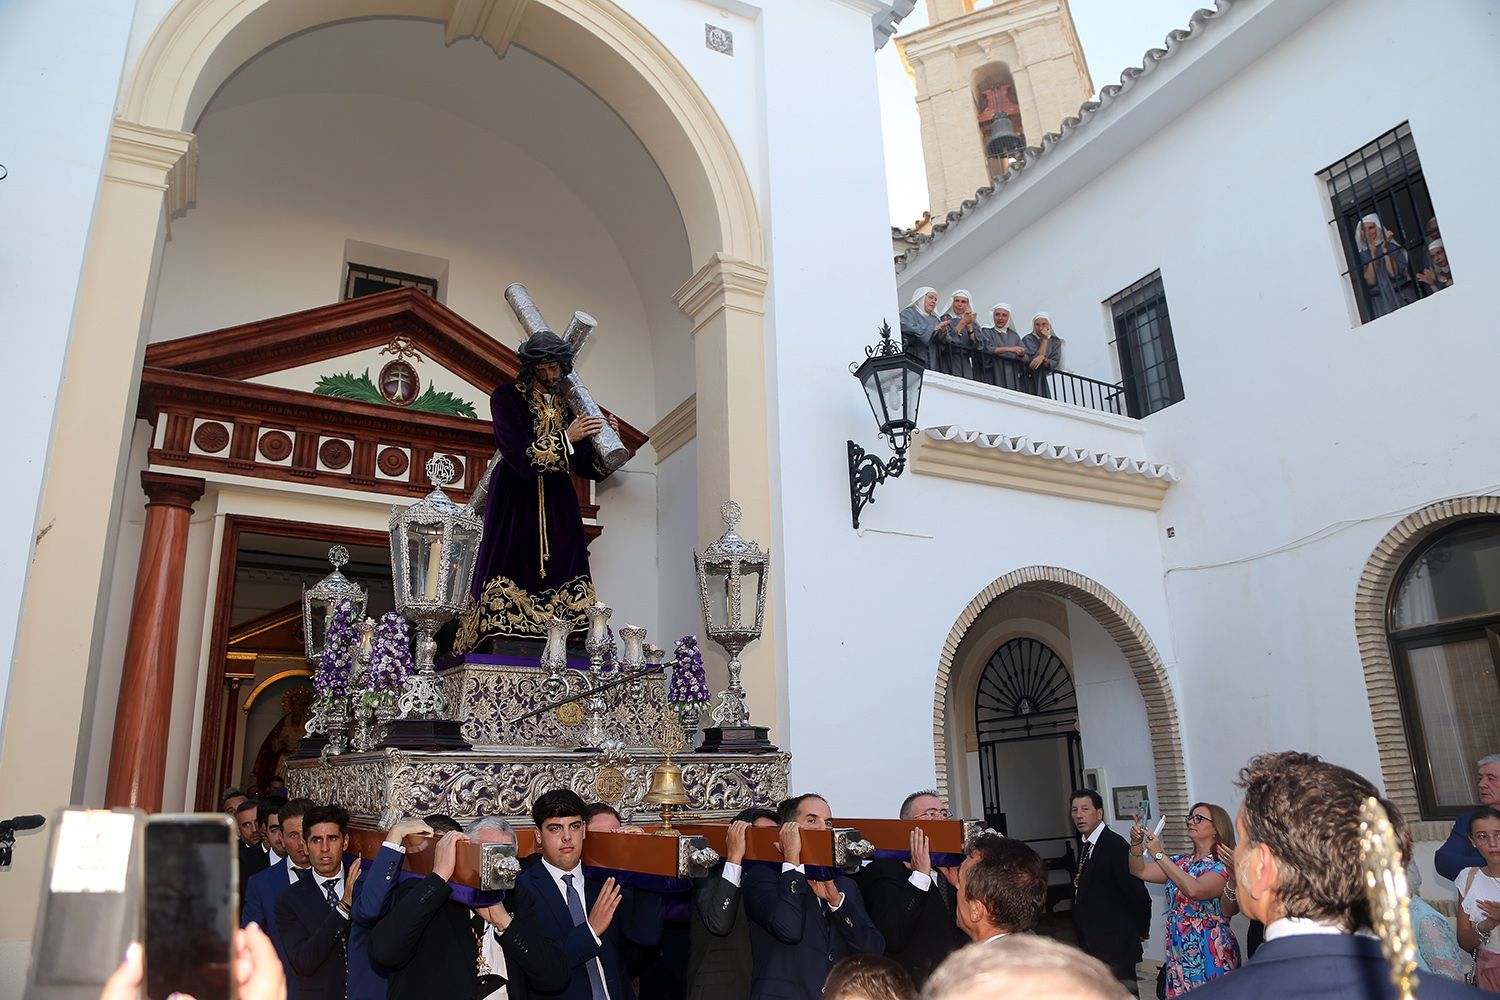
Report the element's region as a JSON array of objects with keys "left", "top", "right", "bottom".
[{"left": 879, "top": 0, "right": 1202, "bottom": 224}]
